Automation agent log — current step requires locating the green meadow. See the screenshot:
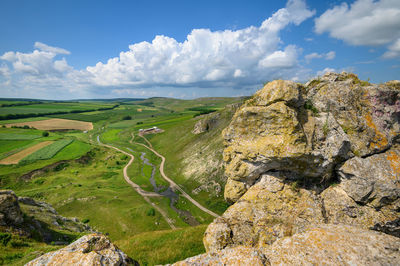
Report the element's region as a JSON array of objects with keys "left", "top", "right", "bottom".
[{"left": 0, "top": 97, "right": 241, "bottom": 265}]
